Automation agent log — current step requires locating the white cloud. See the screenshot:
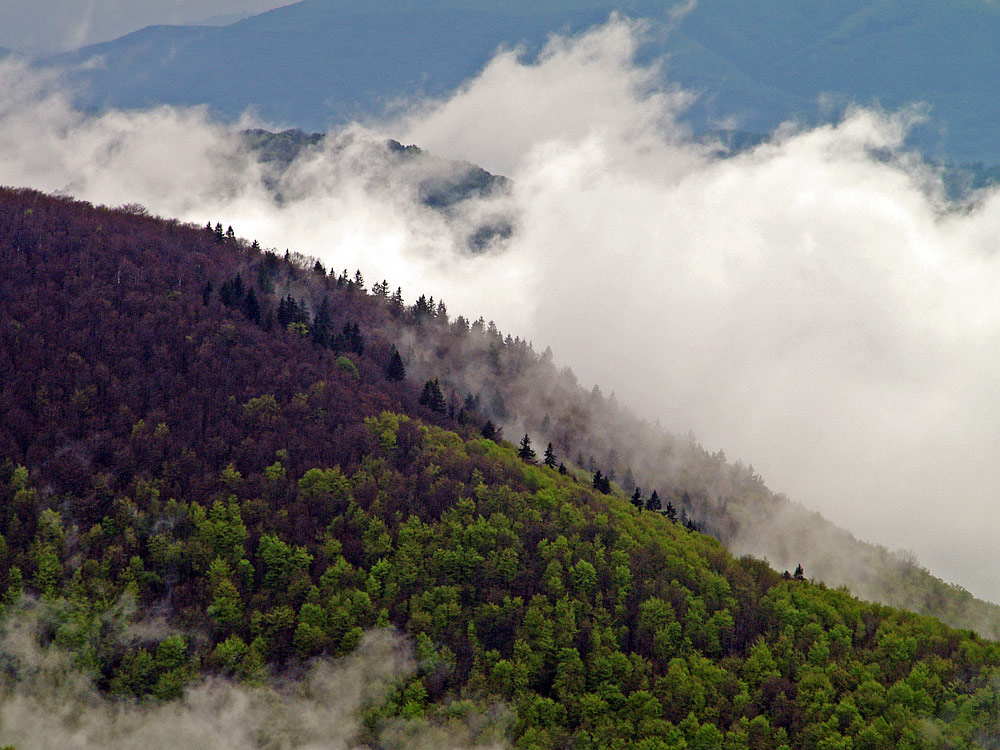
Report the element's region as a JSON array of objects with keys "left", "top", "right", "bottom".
[{"left": 0, "top": 617, "right": 501, "bottom": 750}]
